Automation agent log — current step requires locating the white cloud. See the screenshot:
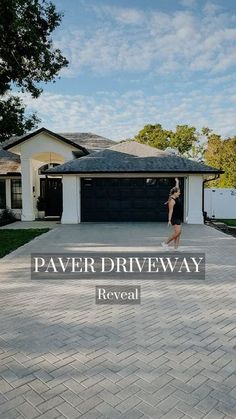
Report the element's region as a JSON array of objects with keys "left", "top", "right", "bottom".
[
  {"left": 19, "top": 2, "right": 236, "bottom": 142},
  {"left": 56, "top": 3, "right": 236, "bottom": 77},
  {"left": 21, "top": 87, "right": 236, "bottom": 140}
]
